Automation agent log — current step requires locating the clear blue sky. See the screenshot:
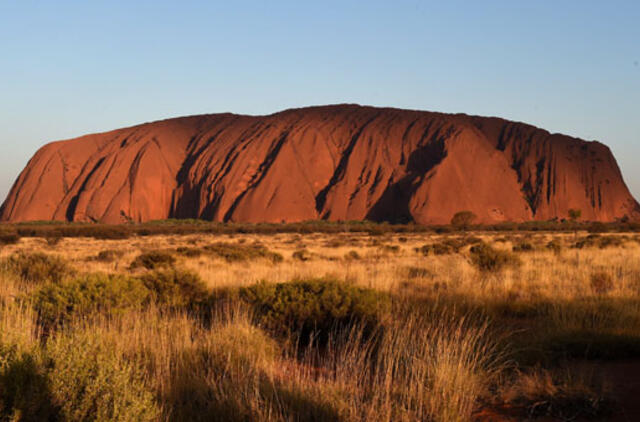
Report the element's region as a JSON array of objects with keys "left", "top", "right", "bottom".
[{"left": 1, "top": 1, "right": 638, "bottom": 202}]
